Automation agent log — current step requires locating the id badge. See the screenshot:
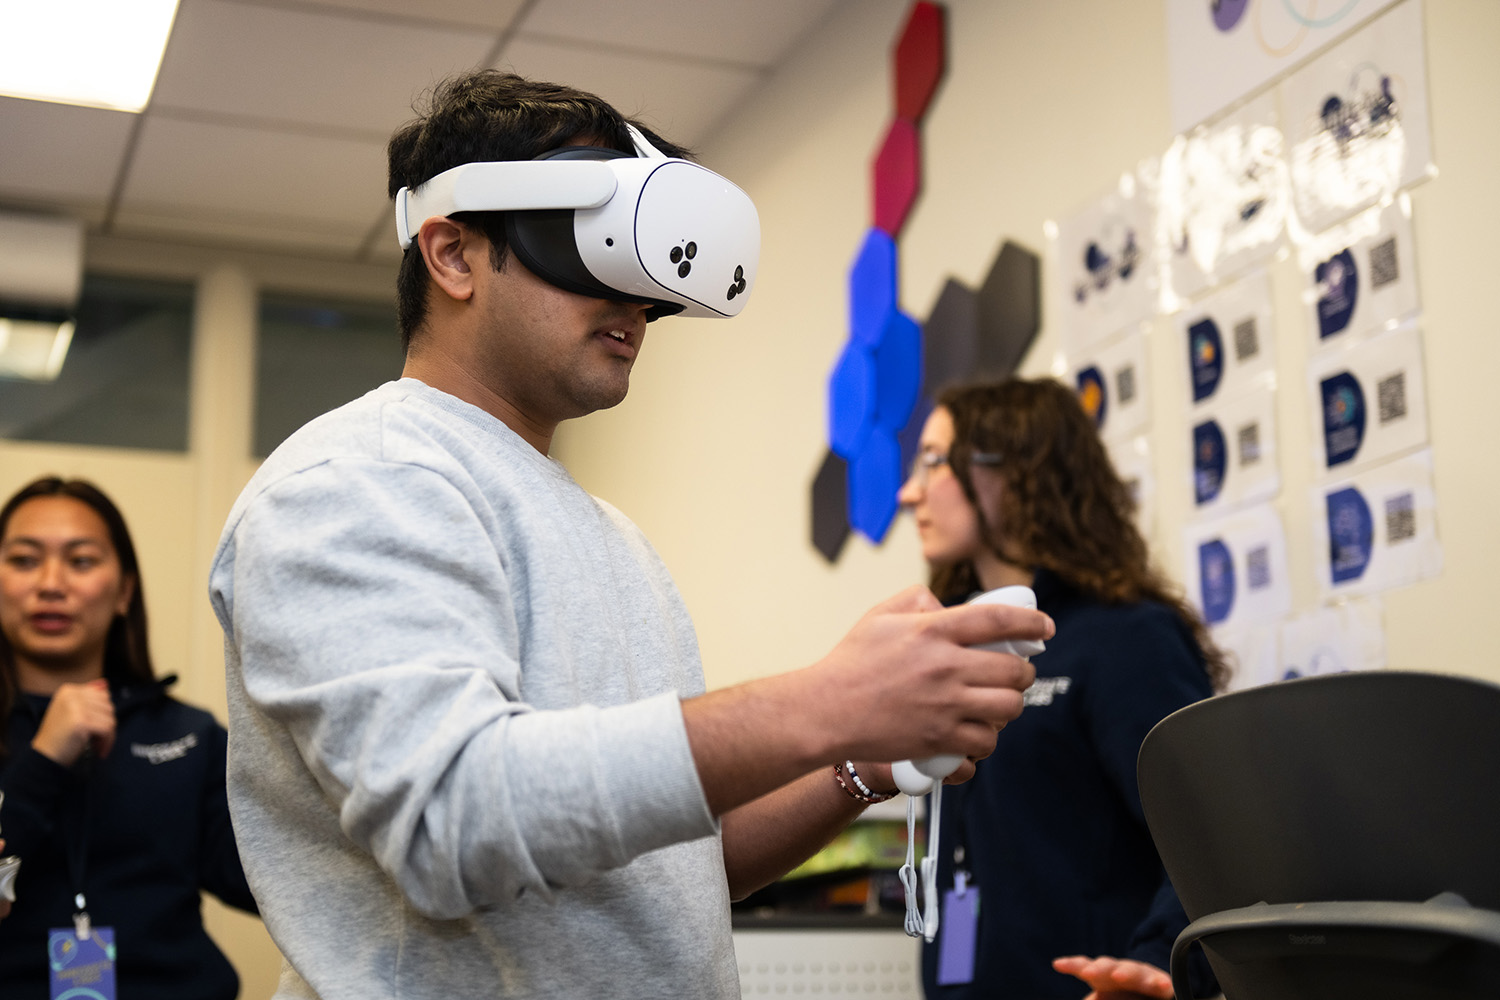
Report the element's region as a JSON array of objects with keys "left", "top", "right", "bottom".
[
  {"left": 48, "top": 926, "right": 116, "bottom": 1000},
  {"left": 935, "top": 874, "right": 979, "bottom": 986}
]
